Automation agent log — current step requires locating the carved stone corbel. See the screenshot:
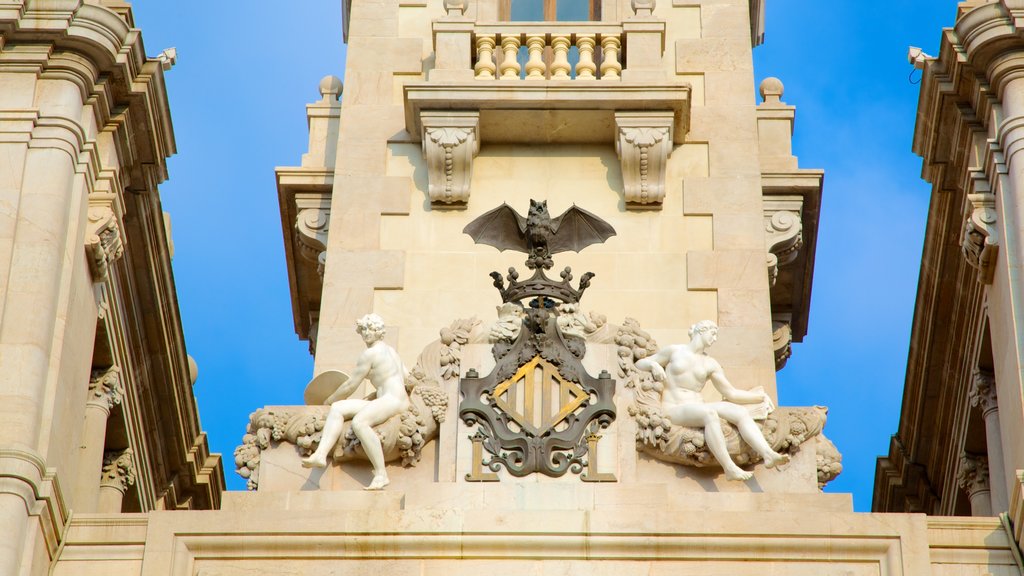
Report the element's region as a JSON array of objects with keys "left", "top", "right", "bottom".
[
  {"left": 85, "top": 204, "right": 125, "bottom": 282},
  {"left": 772, "top": 319, "right": 792, "bottom": 371},
  {"left": 961, "top": 172, "right": 998, "bottom": 284},
  {"left": 421, "top": 111, "right": 480, "bottom": 206},
  {"left": 296, "top": 207, "right": 330, "bottom": 269},
  {"left": 763, "top": 196, "right": 804, "bottom": 287},
  {"left": 614, "top": 112, "right": 674, "bottom": 207}
]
